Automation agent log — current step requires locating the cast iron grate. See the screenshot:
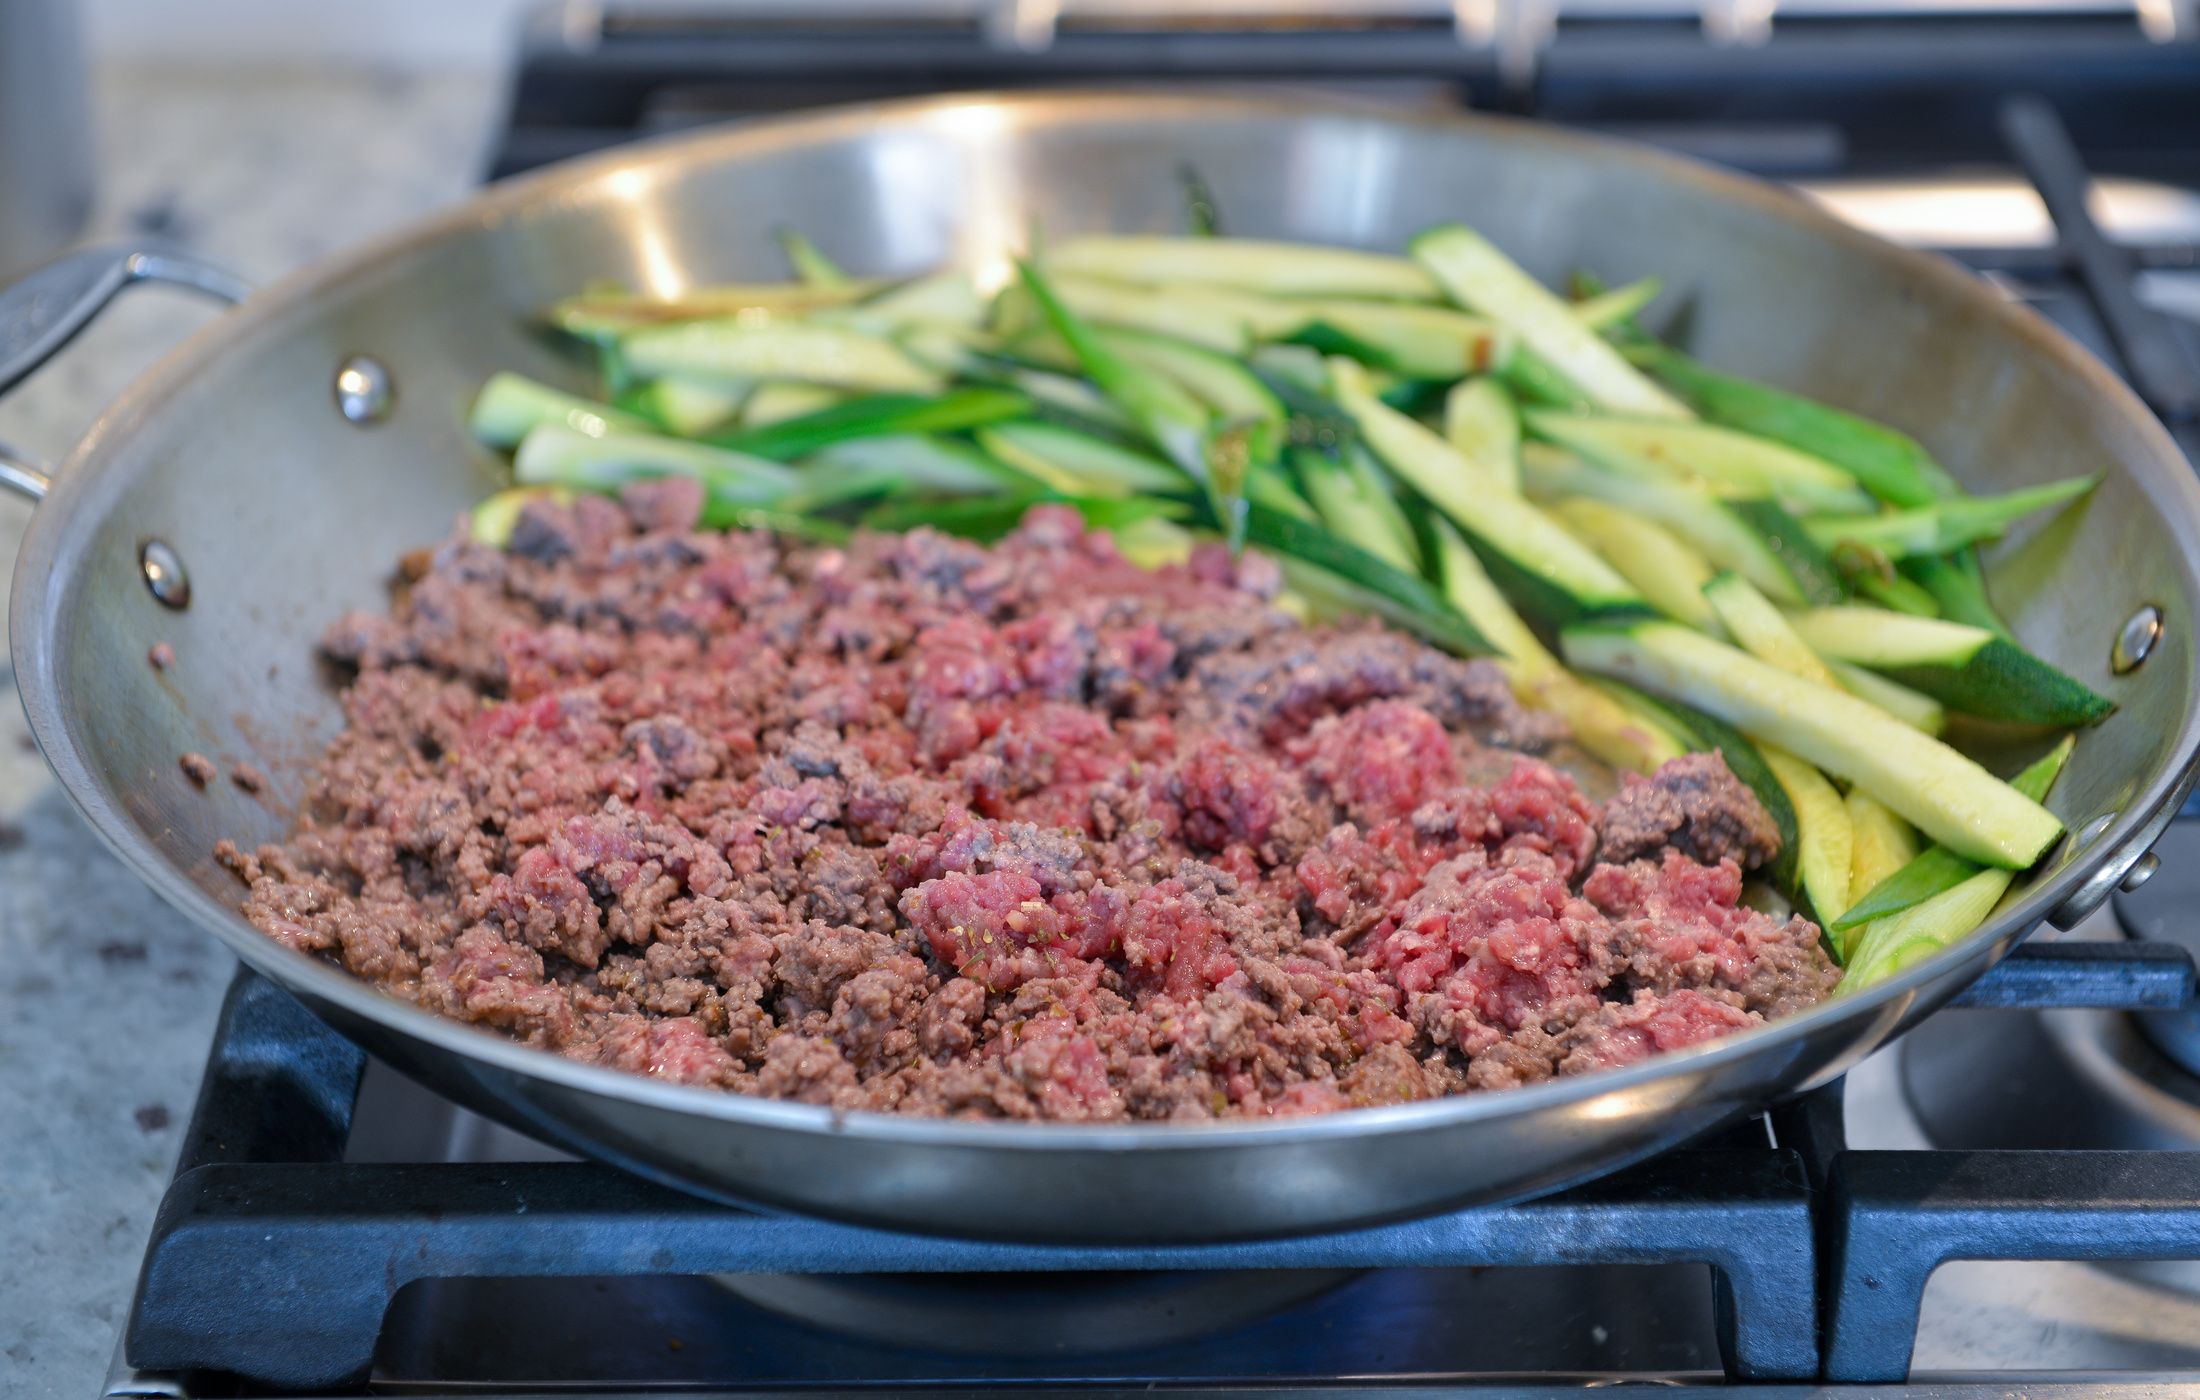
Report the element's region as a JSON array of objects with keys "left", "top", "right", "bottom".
[{"left": 118, "top": 936, "right": 2199, "bottom": 1394}]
